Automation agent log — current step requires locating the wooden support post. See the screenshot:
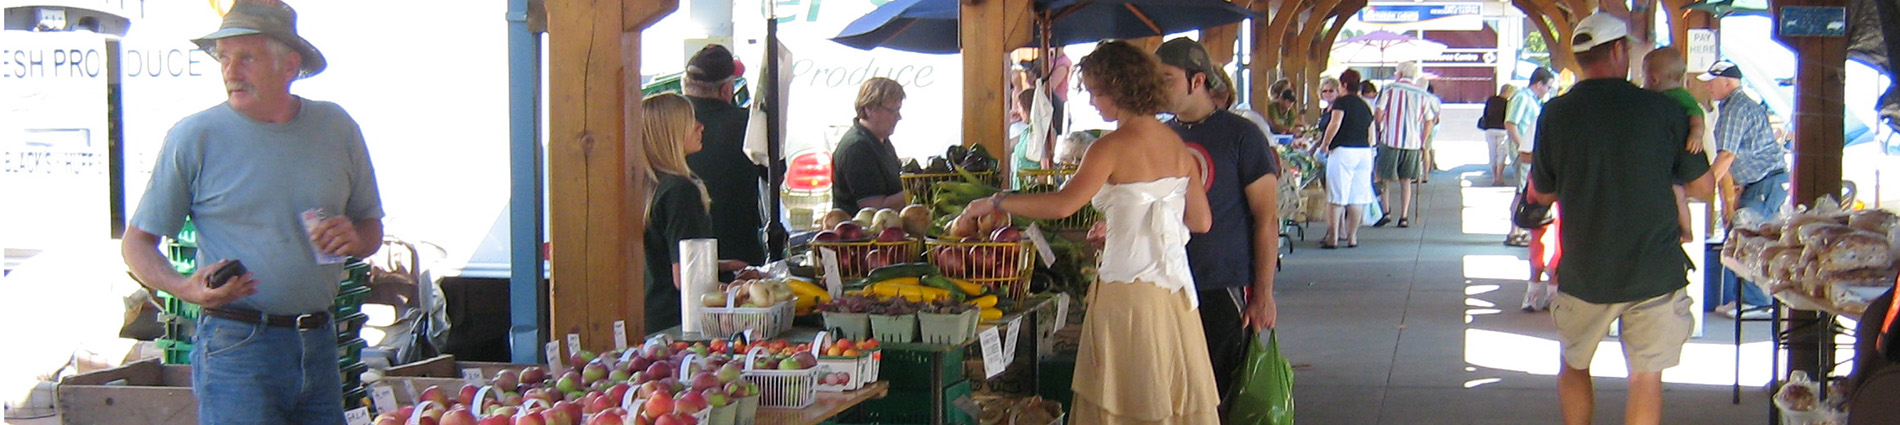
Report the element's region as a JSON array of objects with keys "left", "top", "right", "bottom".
[
  {"left": 1203, "top": 23, "right": 1240, "bottom": 66},
  {"left": 1288, "top": 0, "right": 1344, "bottom": 118},
  {"left": 1252, "top": 0, "right": 1308, "bottom": 109},
  {"left": 1515, "top": 0, "right": 1579, "bottom": 74},
  {"left": 961, "top": 0, "right": 1034, "bottom": 154},
  {"left": 1772, "top": 0, "right": 1847, "bottom": 382},
  {"left": 544, "top": 0, "right": 677, "bottom": 355}
]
